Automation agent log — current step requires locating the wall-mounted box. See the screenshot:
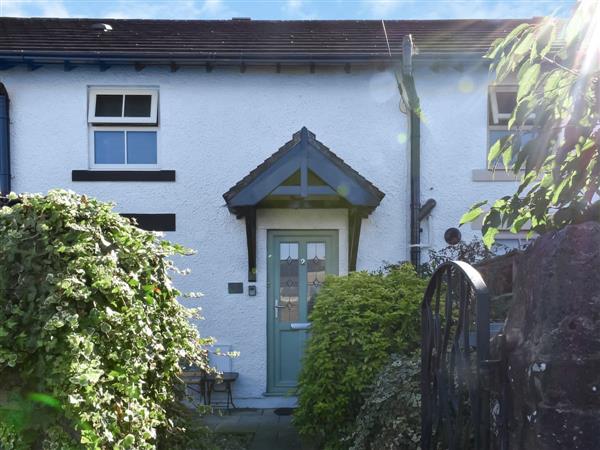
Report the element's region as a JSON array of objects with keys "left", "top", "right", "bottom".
[{"left": 228, "top": 282, "right": 243, "bottom": 294}]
